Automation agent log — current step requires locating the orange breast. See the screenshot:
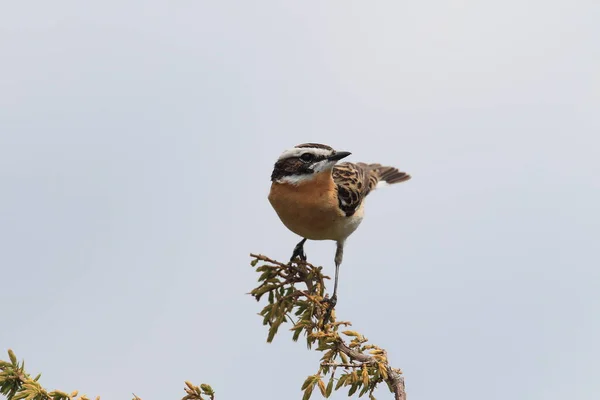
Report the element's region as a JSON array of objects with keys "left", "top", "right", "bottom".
[{"left": 268, "top": 171, "right": 345, "bottom": 240}]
